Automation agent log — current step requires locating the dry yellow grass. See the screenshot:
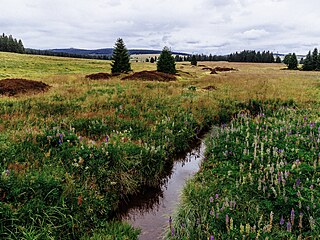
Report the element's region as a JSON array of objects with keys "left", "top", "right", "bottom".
[{"left": 1, "top": 53, "right": 319, "bottom": 140}]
